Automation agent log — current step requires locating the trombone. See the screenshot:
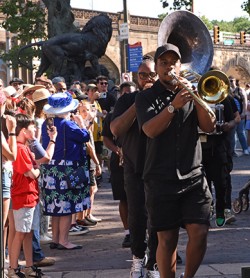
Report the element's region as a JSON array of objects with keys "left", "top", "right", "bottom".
[{"left": 168, "top": 69, "right": 230, "bottom": 118}]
